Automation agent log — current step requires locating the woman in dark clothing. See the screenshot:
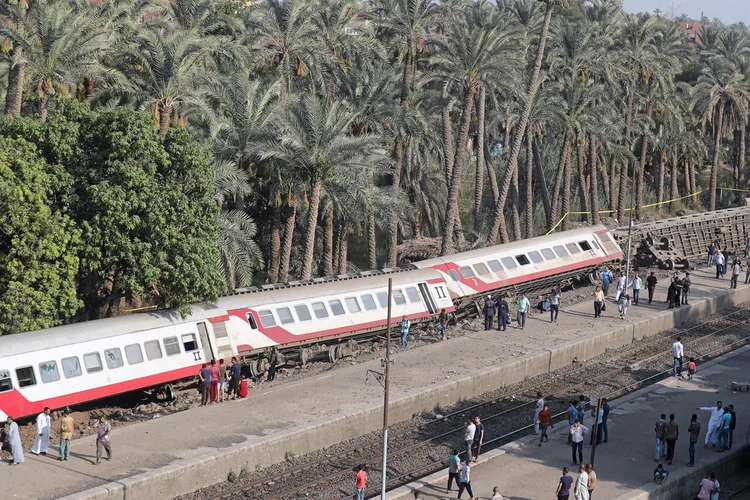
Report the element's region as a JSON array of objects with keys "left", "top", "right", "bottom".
[{"left": 667, "top": 280, "right": 677, "bottom": 309}]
